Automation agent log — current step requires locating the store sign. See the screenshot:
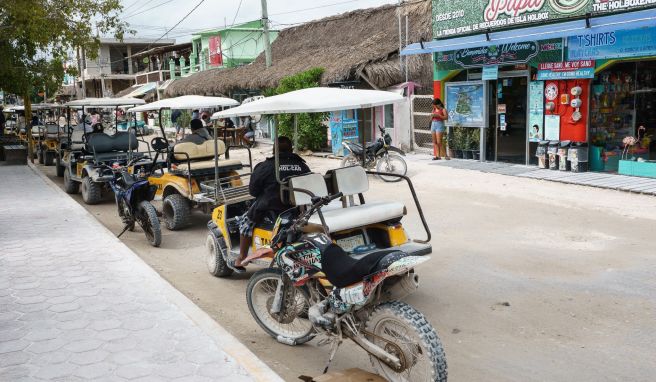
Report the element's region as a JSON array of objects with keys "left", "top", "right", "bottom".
[
  {"left": 567, "top": 26, "right": 656, "bottom": 60},
  {"left": 482, "top": 65, "right": 499, "bottom": 80},
  {"left": 529, "top": 81, "right": 545, "bottom": 142},
  {"left": 545, "top": 114, "right": 561, "bottom": 140},
  {"left": 537, "top": 60, "right": 596, "bottom": 80},
  {"left": 445, "top": 82, "right": 486, "bottom": 128},
  {"left": 432, "top": 0, "right": 656, "bottom": 39},
  {"left": 453, "top": 42, "right": 540, "bottom": 68},
  {"left": 208, "top": 35, "right": 223, "bottom": 67}
]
